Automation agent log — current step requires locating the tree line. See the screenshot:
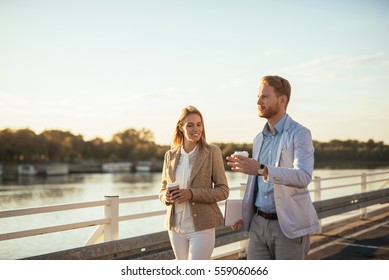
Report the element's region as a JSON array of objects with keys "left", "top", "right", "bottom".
[
  {"left": 0, "top": 128, "right": 167, "bottom": 163},
  {"left": 1, "top": 128, "right": 389, "bottom": 167},
  {"left": 312, "top": 139, "right": 389, "bottom": 167}
]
